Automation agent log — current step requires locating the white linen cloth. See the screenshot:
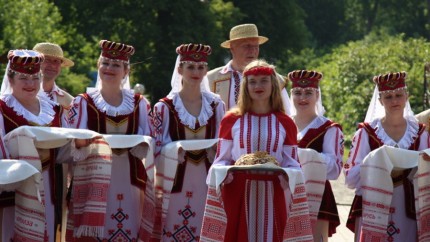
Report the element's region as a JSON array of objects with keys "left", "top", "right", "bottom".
[
  {"left": 360, "top": 145, "right": 430, "bottom": 241},
  {"left": 3, "top": 126, "right": 111, "bottom": 241},
  {"left": 298, "top": 148, "right": 327, "bottom": 228}
]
